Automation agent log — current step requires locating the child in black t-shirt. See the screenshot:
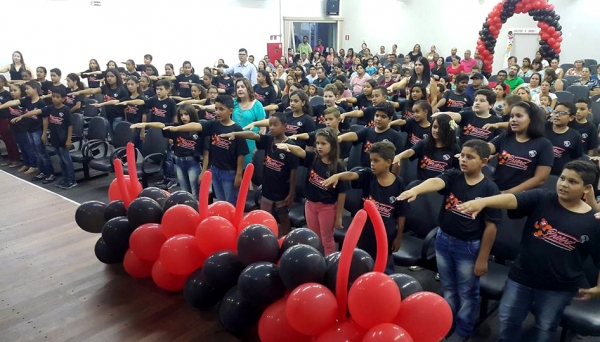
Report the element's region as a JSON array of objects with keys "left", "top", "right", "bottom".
[
  {"left": 394, "top": 113, "right": 460, "bottom": 181},
  {"left": 78, "top": 59, "right": 103, "bottom": 88},
  {"left": 132, "top": 104, "right": 208, "bottom": 199},
  {"left": 220, "top": 112, "right": 299, "bottom": 236},
  {"left": 172, "top": 61, "right": 201, "bottom": 98},
  {"left": 389, "top": 99, "right": 432, "bottom": 149},
  {"left": 458, "top": 160, "right": 600, "bottom": 341},
  {"left": 400, "top": 84, "right": 427, "bottom": 120},
  {"left": 121, "top": 77, "right": 147, "bottom": 150},
  {"left": 311, "top": 84, "right": 348, "bottom": 131},
  {"left": 65, "top": 73, "right": 86, "bottom": 114},
  {"left": 545, "top": 102, "right": 583, "bottom": 175},
  {"left": 399, "top": 139, "right": 502, "bottom": 340},
  {"left": 570, "top": 98, "right": 598, "bottom": 156},
  {"left": 276, "top": 128, "right": 348, "bottom": 255},
  {"left": 340, "top": 86, "right": 389, "bottom": 127},
  {"left": 433, "top": 74, "right": 473, "bottom": 113},
  {"left": 323, "top": 142, "right": 410, "bottom": 274},
  {"left": 290, "top": 107, "right": 352, "bottom": 160},
  {"left": 139, "top": 76, "right": 156, "bottom": 100},
  {"left": 165, "top": 95, "right": 249, "bottom": 205}
]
